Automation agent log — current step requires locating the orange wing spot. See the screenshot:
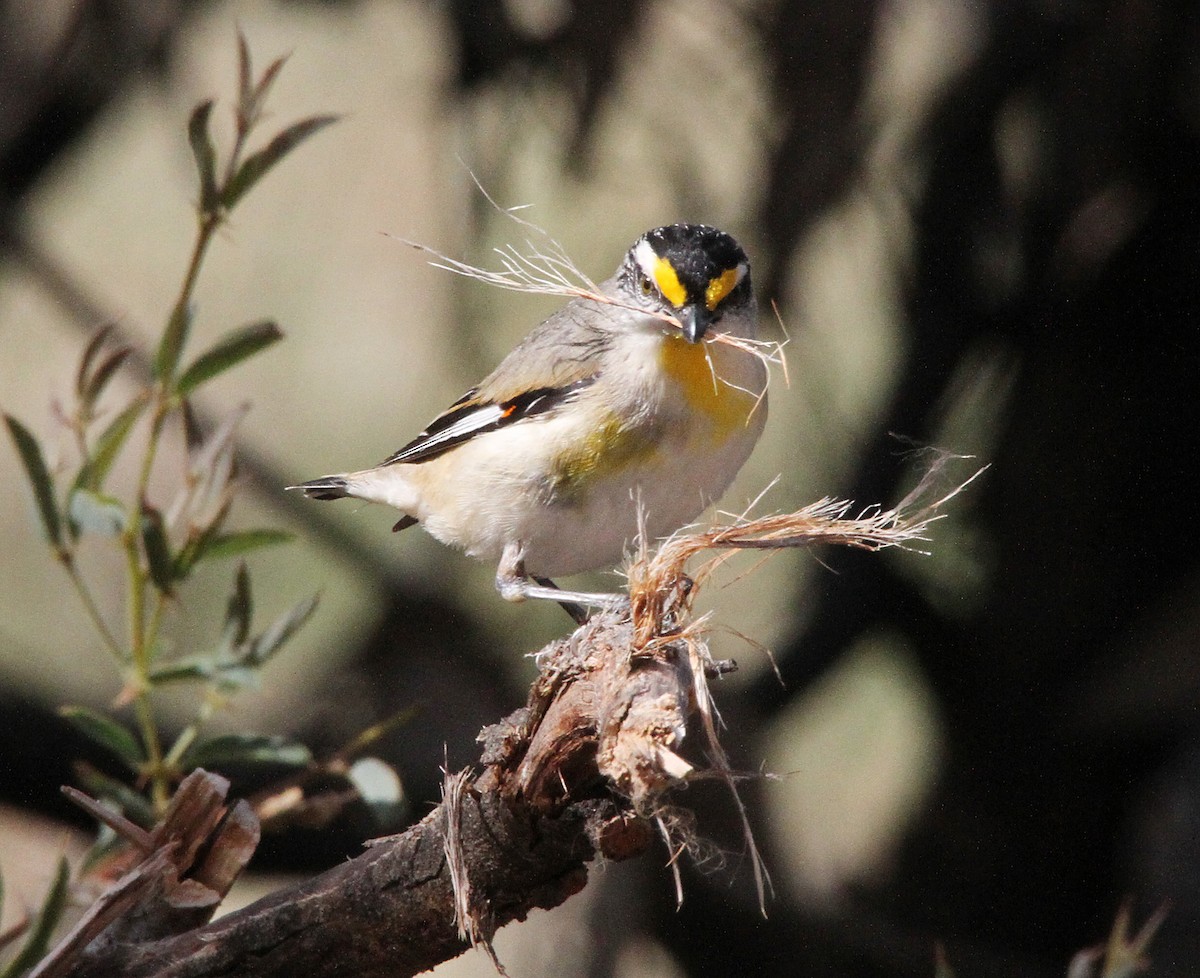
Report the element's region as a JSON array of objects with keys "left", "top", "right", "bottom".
[
  {"left": 705, "top": 267, "right": 742, "bottom": 311},
  {"left": 652, "top": 256, "right": 688, "bottom": 308},
  {"left": 500, "top": 404, "right": 517, "bottom": 419}
]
